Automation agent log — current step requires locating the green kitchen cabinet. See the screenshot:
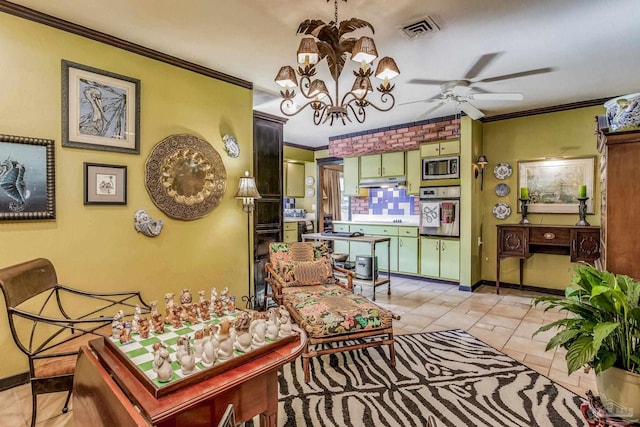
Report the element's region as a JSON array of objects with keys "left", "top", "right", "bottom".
[
  {"left": 405, "top": 149, "right": 421, "bottom": 195},
  {"left": 283, "top": 222, "right": 298, "bottom": 242},
  {"left": 360, "top": 152, "right": 405, "bottom": 178},
  {"left": 398, "top": 236, "right": 419, "bottom": 274},
  {"left": 420, "top": 237, "right": 460, "bottom": 280},
  {"left": 420, "top": 139, "right": 460, "bottom": 157},
  {"left": 343, "top": 156, "right": 361, "bottom": 196},
  {"left": 284, "top": 162, "right": 305, "bottom": 197}
]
